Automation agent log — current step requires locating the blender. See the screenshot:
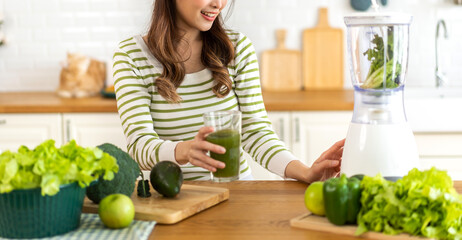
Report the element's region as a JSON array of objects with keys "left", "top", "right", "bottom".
[{"left": 341, "top": 13, "right": 420, "bottom": 180}]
